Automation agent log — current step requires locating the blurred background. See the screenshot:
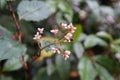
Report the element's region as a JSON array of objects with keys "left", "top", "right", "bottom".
[{"left": 0, "top": 0, "right": 120, "bottom": 80}]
